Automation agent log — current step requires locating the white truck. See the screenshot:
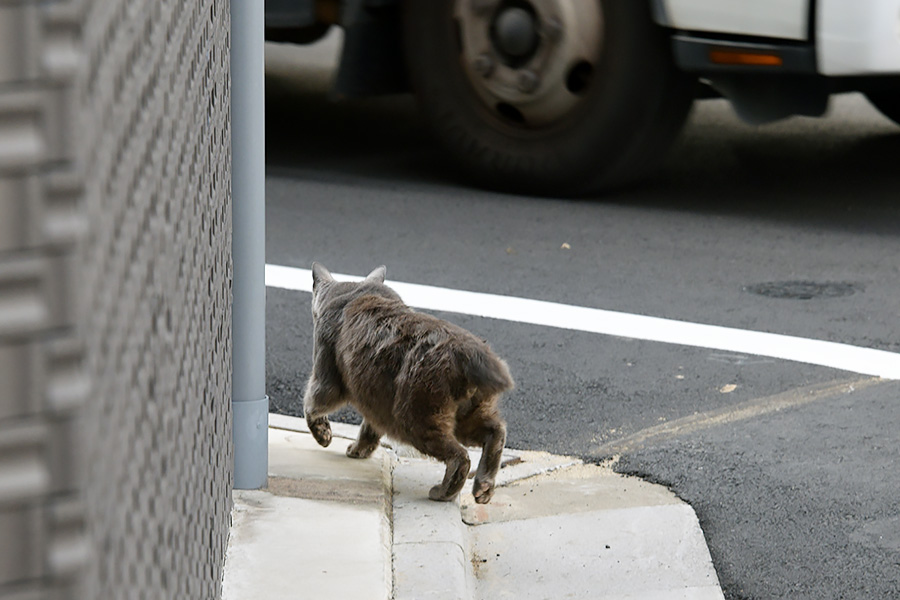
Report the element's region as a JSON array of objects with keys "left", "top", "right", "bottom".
[{"left": 266, "top": 0, "right": 900, "bottom": 195}]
